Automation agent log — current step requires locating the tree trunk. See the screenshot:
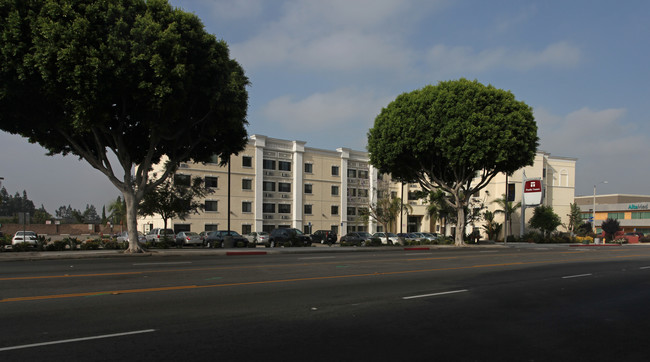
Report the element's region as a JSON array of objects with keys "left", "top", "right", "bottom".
[
  {"left": 123, "top": 188, "right": 145, "bottom": 253},
  {"left": 455, "top": 206, "right": 466, "bottom": 246}
]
